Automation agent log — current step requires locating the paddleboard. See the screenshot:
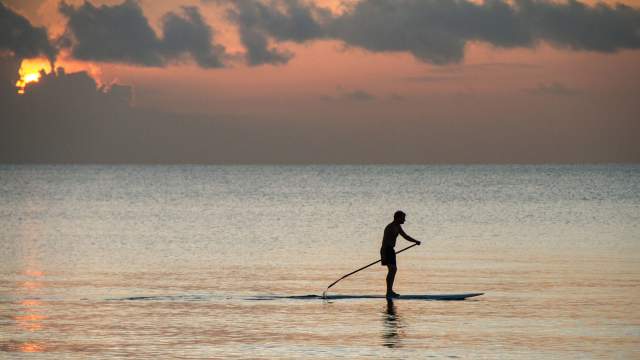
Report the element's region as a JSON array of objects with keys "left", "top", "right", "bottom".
[
  {"left": 325, "top": 293, "right": 483, "bottom": 300},
  {"left": 249, "top": 293, "right": 484, "bottom": 301}
]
